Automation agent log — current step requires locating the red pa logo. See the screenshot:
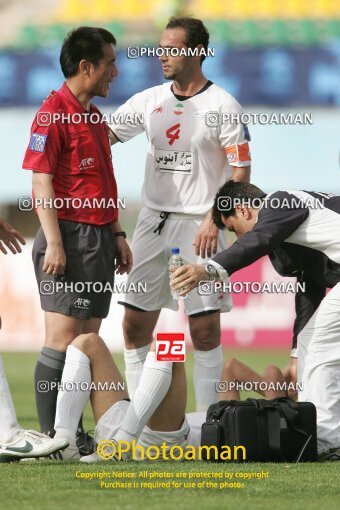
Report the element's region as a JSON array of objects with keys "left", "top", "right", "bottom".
[{"left": 156, "top": 333, "right": 186, "bottom": 362}]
